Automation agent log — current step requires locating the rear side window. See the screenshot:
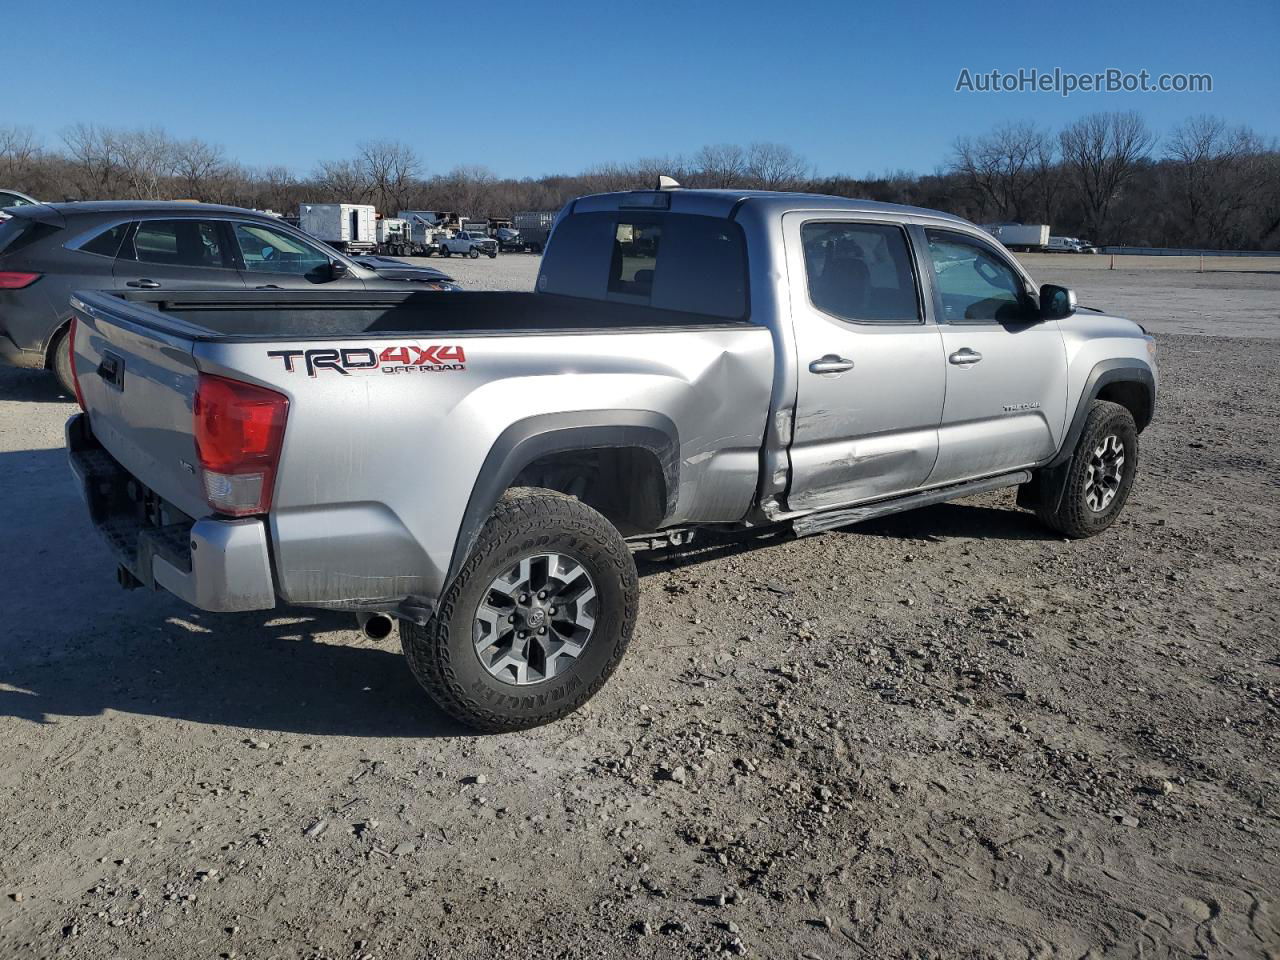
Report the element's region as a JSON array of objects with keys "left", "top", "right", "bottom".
[
  {"left": 0, "top": 218, "right": 61, "bottom": 257},
  {"left": 801, "top": 222, "right": 921, "bottom": 324},
  {"left": 124, "top": 219, "right": 229, "bottom": 268},
  {"left": 79, "top": 223, "right": 131, "bottom": 258},
  {"left": 541, "top": 212, "right": 748, "bottom": 319}
]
